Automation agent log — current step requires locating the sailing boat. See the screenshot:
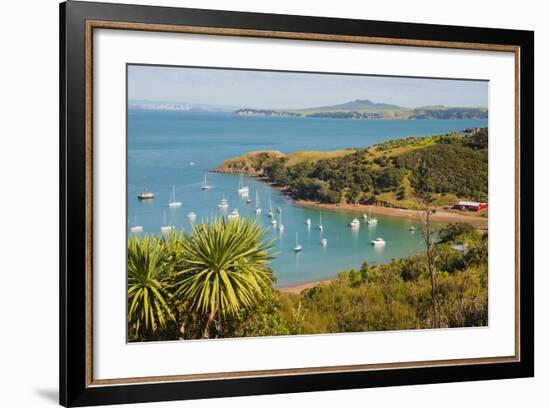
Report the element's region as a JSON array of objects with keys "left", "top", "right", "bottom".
[
  {"left": 255, "top": 191, "right": 262, "bottom": 215},
  {"left": 367, "top": 209, "right": 378, "bottom": 225},
  {"left": 218, "top": 194, "right": 229, "bottom": 209},
  {"left": 294, "top": 232, "right": 303, "bottom": 252},
  {"left": 278, "top": 210, "right": 285, "bottom": 231},
  {"left": 160, "top": 211, "right": 174, "bottom": 233},
  {"left": 168, "top": 185, "right": 182, "bottom": 208},
  {"left": 130, "top": 214, "right": 143, "bottom": 233},
  {"left": 237, "top": 171, "right": 249, "bottom": 196},
  {"left": 269, "top": 201, "right": 277, "bottom": 227},
  {"left": 349, "top": 218, "right": 361, "bottom": 228},
  {"left": 317, "top": 212, "right": 324, "bottom": 231},
  {"left": 201, "top": 173, "right": 213, "bottom": 190},
  {"left": 228, "top": 208, "right": 240, "bottom": 220},
  {"left": 267, "top": 193, "right": 274, "bottom": 218}
]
